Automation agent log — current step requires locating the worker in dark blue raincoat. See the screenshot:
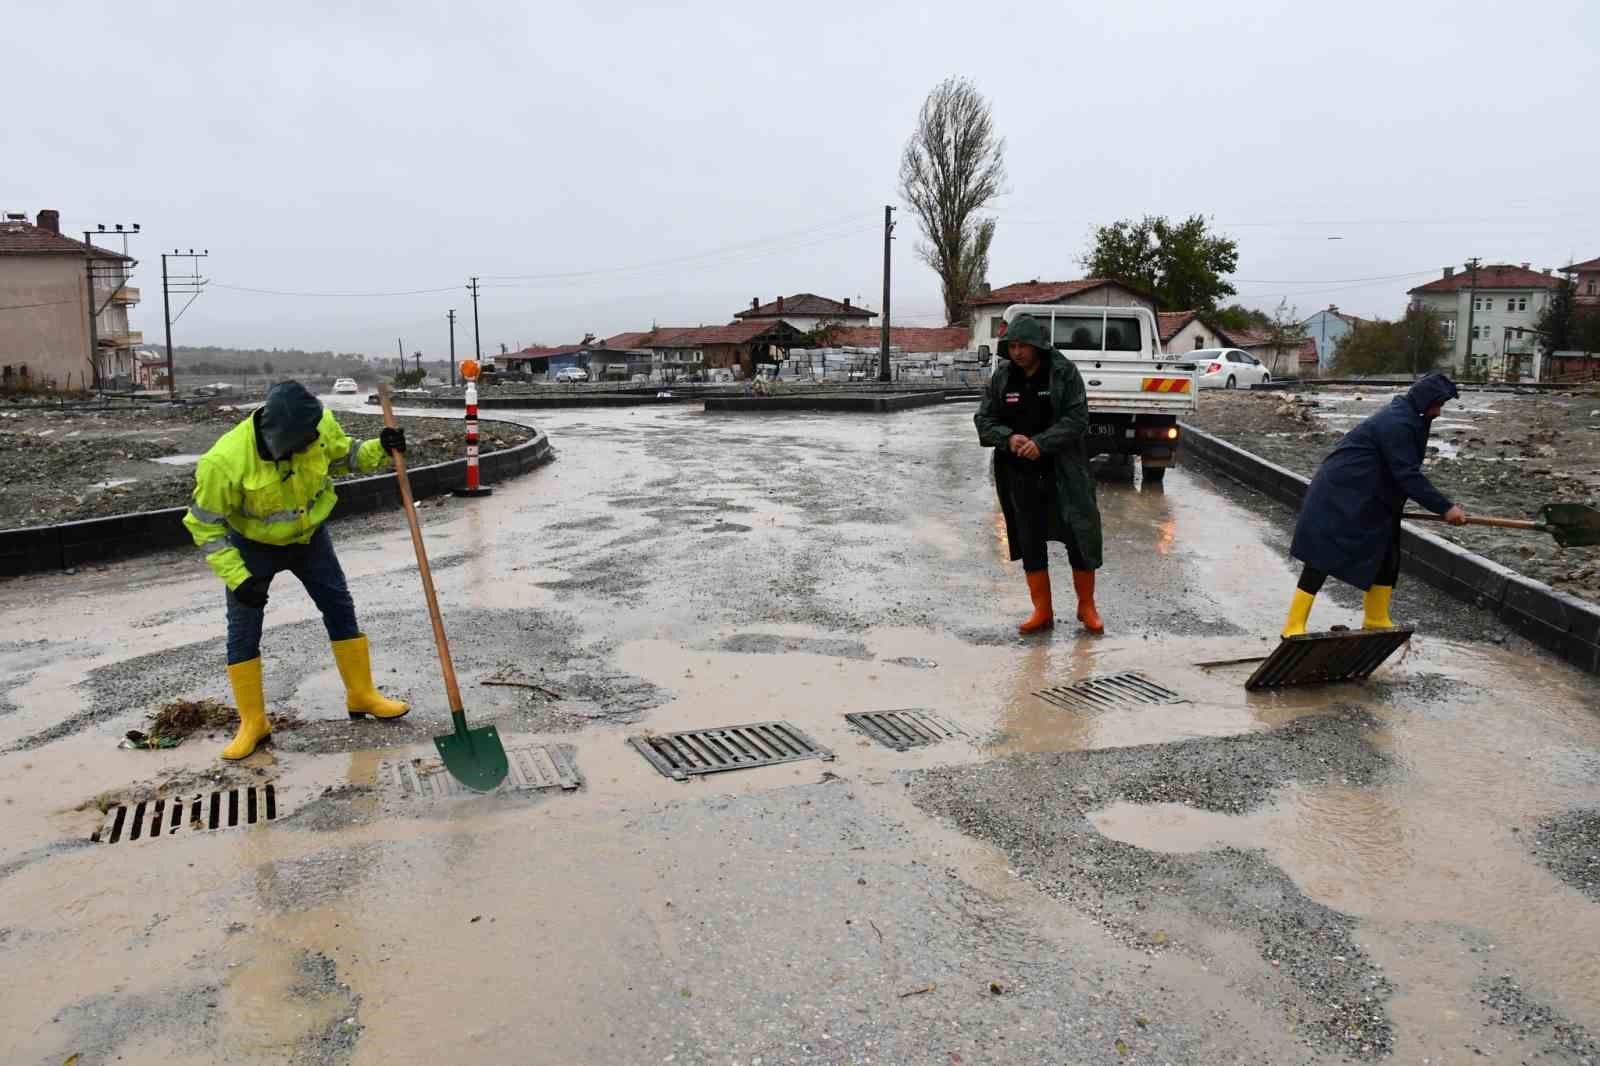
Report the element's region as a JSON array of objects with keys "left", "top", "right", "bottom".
[{"left": 1282, "top": 372, "right": 1468, "bottom": 636}]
